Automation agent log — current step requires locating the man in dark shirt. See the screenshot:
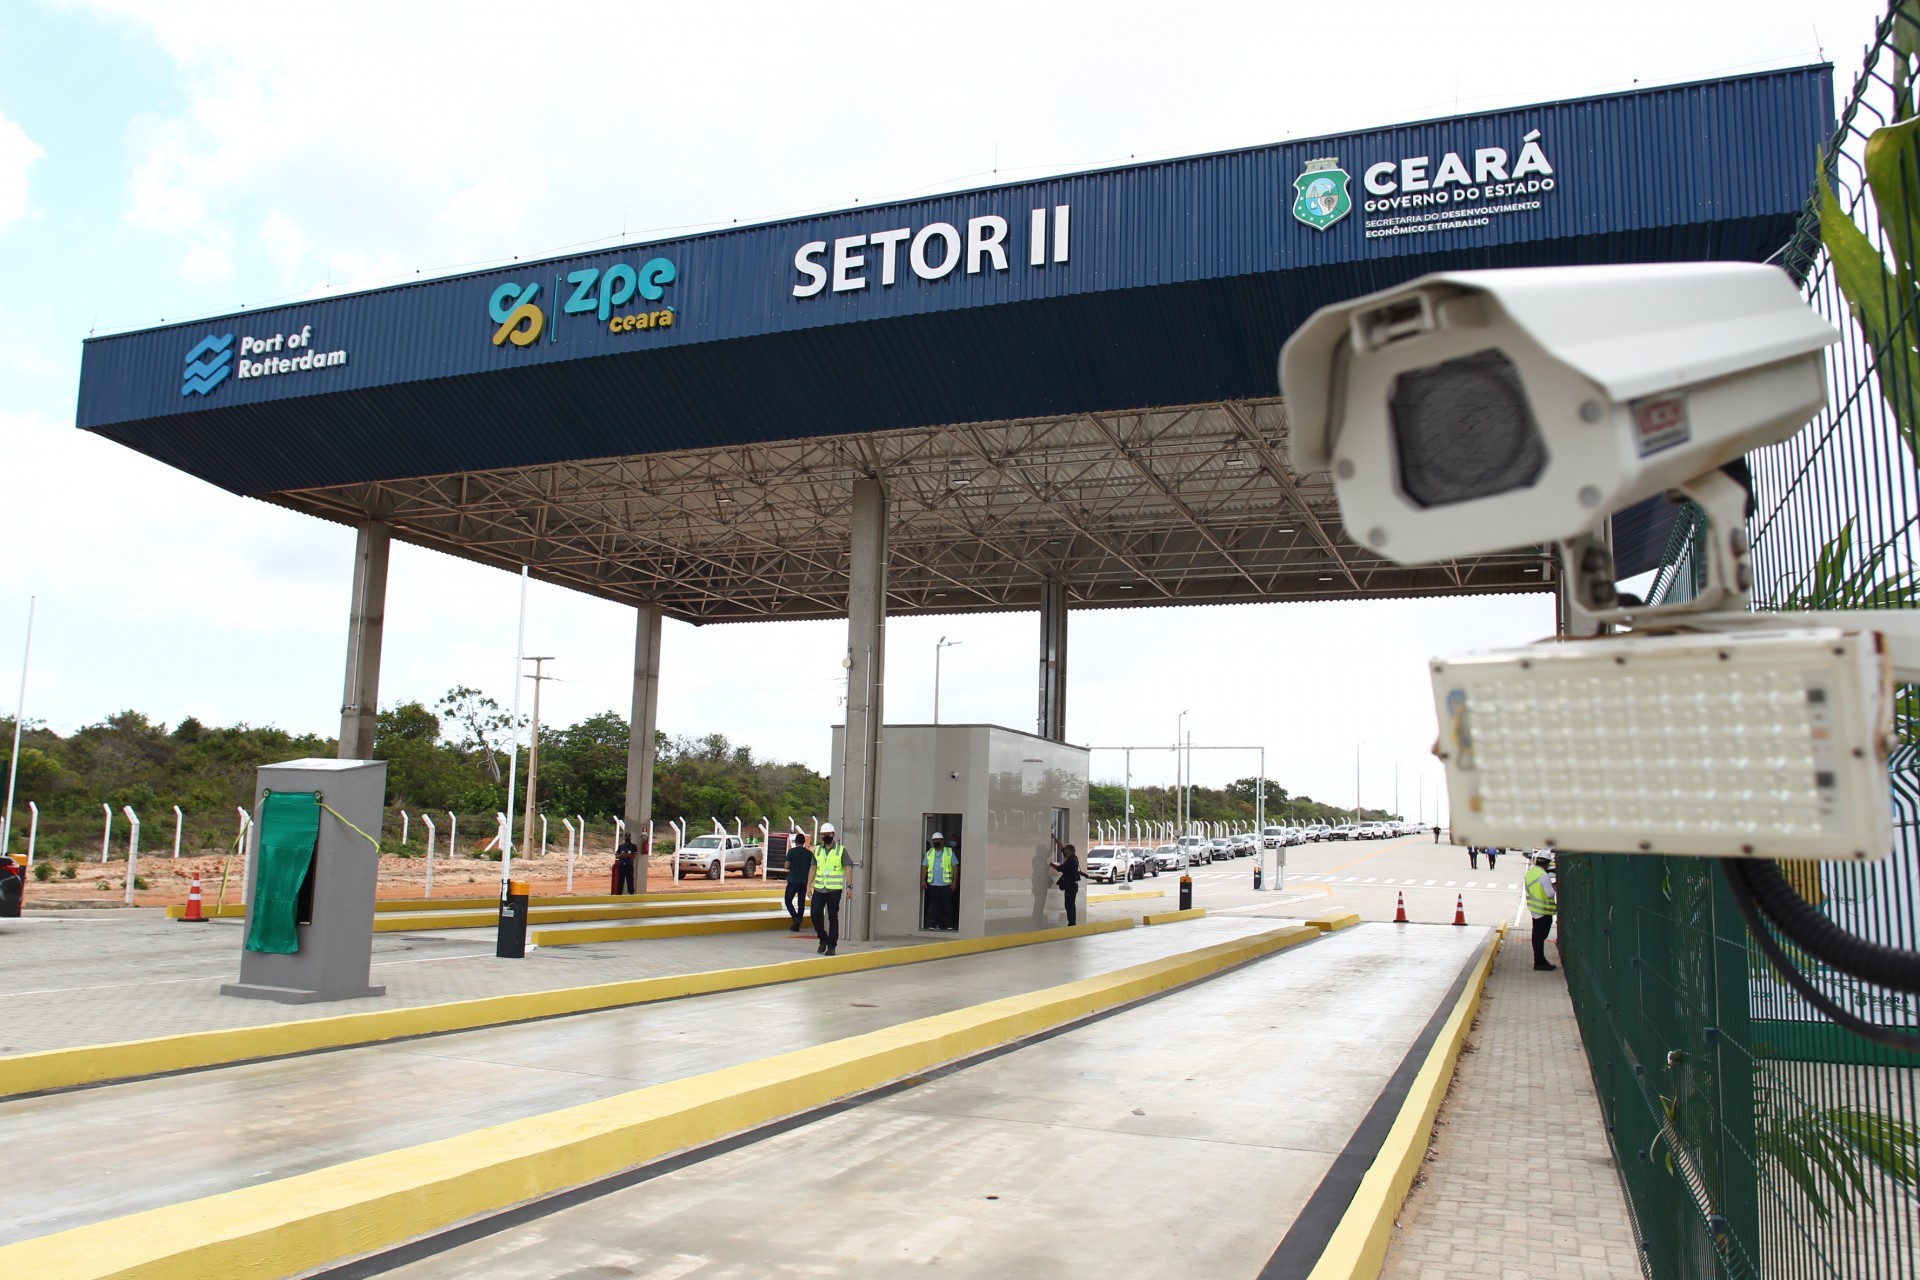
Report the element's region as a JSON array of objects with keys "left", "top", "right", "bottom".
[
  {"left": 1048, "top": 835, "right": 1082, "bottom": 928},
  {"left": 784, "top": 832, "right": 813, "bottom": 932},
  {"left": 613, "top": 832, "right": 639, "bottom": 895}
]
